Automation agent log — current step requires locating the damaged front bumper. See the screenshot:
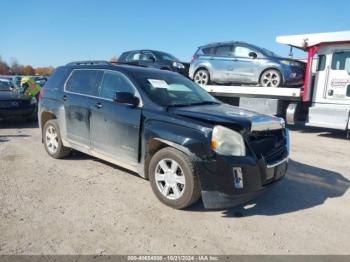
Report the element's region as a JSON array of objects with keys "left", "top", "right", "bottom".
[{"left": 198, "top": 156, "right": 288, "bottom": 209}]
